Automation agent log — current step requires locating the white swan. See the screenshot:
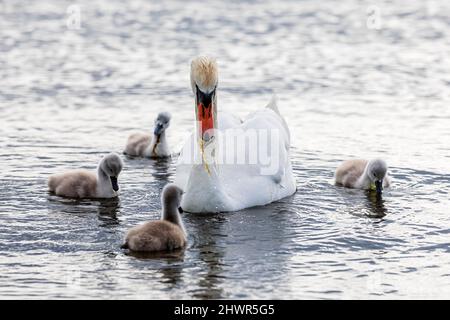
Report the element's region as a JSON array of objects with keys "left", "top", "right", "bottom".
[
  {"left": 48, "top": 152, "right": 124, "bottom": 198},
  {"left": 175, "top": 56, "right": 297, "bottom": 213},
  {"left": 124, "top": 112, "right": 171, "bottom": 158},
  {"left": 121, "top": 183, "right": 186, "bottom": 252},
  {"left": 335, "top": 159, "right": 391, "bottom": 194}
]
